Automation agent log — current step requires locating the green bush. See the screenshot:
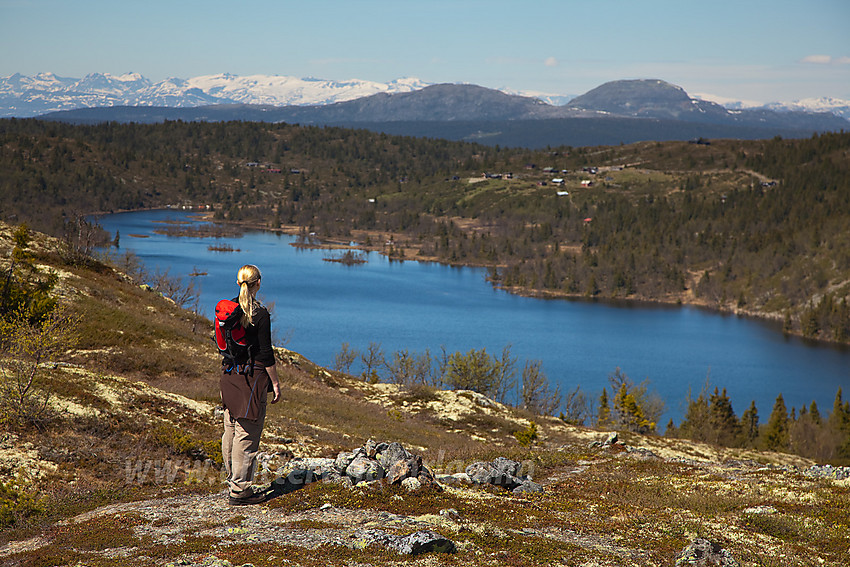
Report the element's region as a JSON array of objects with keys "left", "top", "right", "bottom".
[
  {"left": 0, "top": 478, "right": 42, "bottom": 529},
  {"left": 514, "top": 421, "right": 539, "bottom": 447}
]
